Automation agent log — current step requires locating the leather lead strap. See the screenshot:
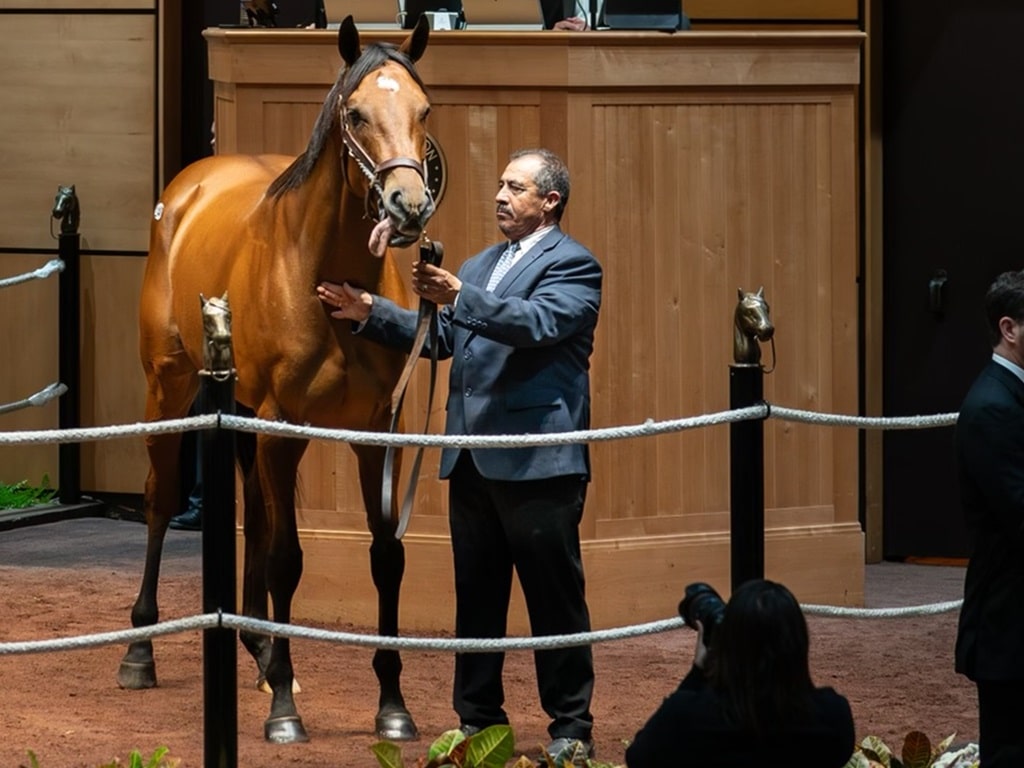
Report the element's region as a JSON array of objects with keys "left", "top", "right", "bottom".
[{"left": 382, "top": 238, "right": 443, "bottom": 539}]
